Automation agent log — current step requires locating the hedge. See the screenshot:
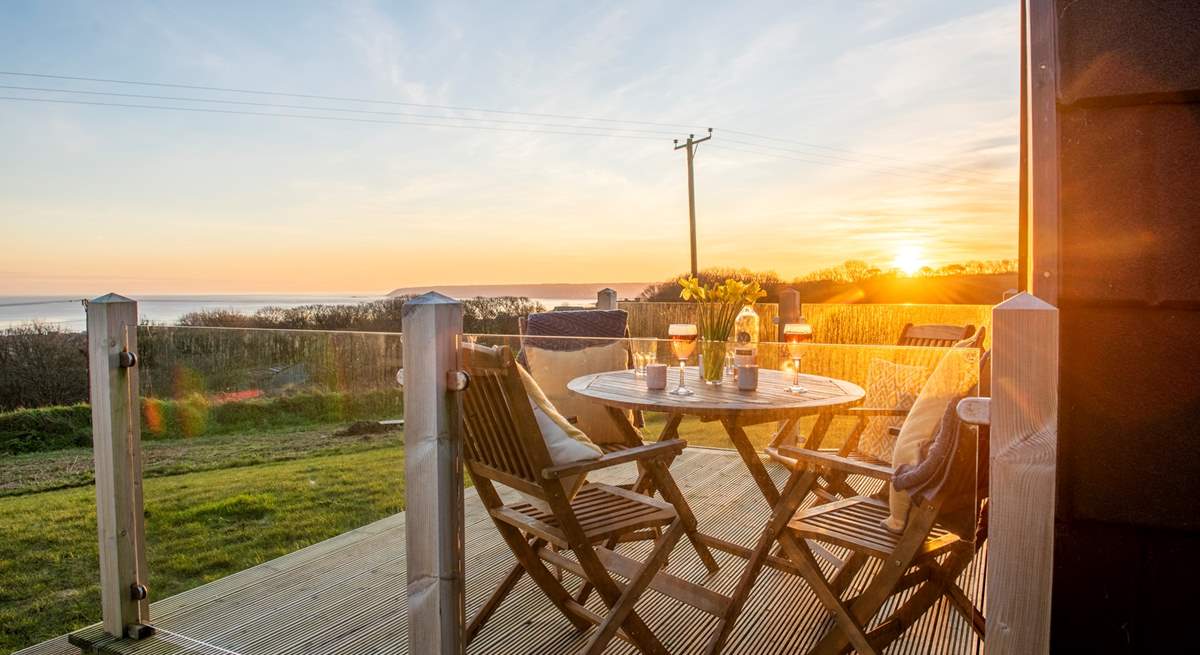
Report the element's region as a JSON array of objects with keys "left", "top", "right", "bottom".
[{"left": 0, "top": 389, "right": 404, "bottom": 455}]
